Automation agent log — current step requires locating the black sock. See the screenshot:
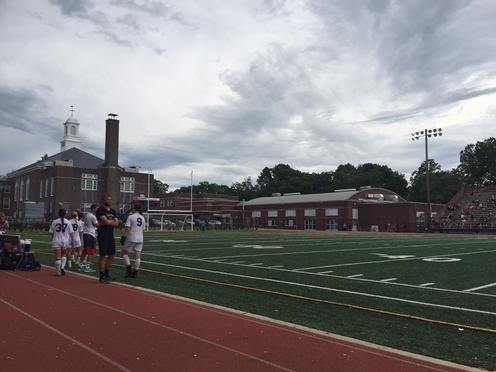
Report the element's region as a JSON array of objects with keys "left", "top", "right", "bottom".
[
  {"left": 104, "top": 269, "right": 109, "bottom": 277},
  {"left": 99, "top": 271, "right": 104, "bottom": 279}
]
